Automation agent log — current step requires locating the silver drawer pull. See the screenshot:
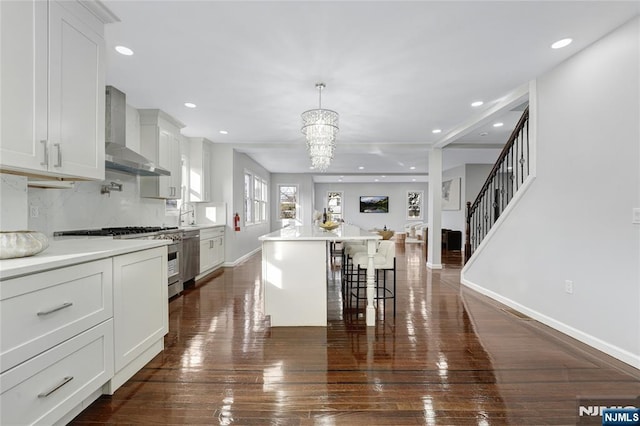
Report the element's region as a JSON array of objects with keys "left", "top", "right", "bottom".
[
  {"left": 40, "top": 140, "right": 48, "bottom": 167},
  {"left": 37, "top": 302, "right": 73, "bottom": 316},
  {"left": 38, "top": 376, "right": 73, "bottom": 398},
  {"left": 53, "top": 143, "right": 62, "bottom": 167}
]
